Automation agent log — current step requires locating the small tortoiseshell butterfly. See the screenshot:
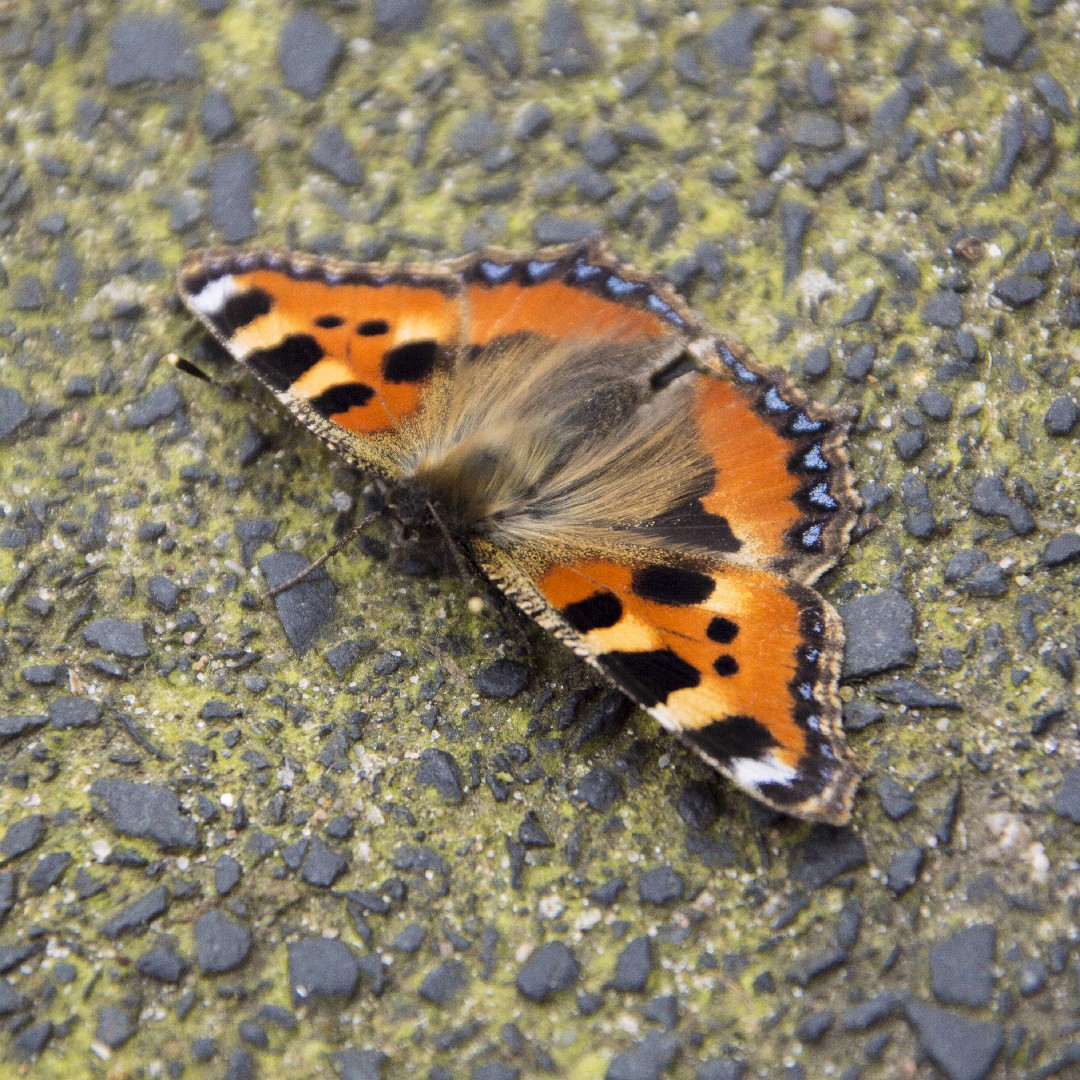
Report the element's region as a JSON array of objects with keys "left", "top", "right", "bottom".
[{"left": 178, "top": 240, "right": 862, "bottom": 824}]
